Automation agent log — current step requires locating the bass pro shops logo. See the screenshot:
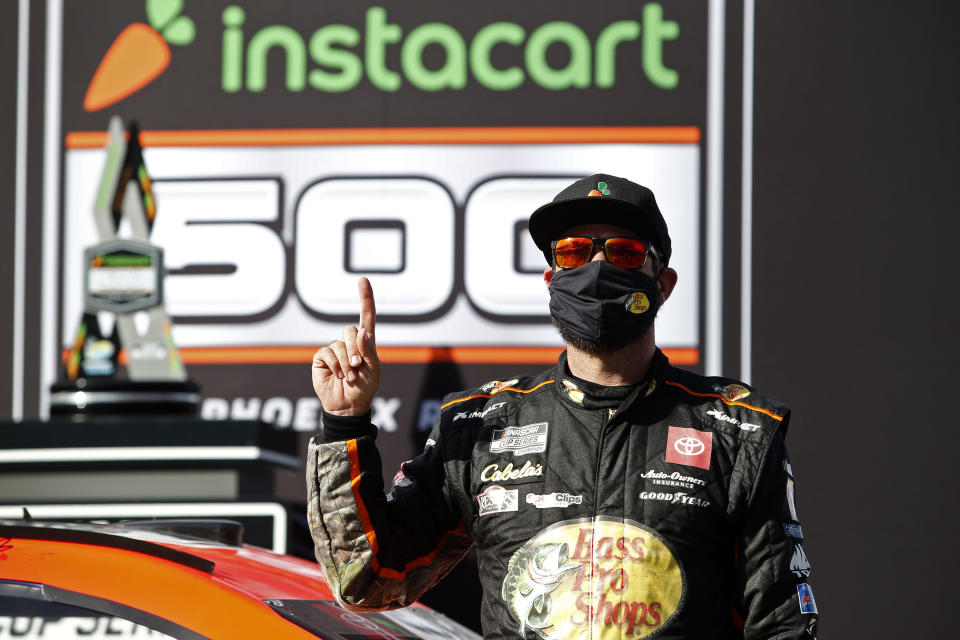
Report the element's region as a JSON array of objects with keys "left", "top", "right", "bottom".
[{"left": 501, "top": 517, "right": 684, "bottom": 639}]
